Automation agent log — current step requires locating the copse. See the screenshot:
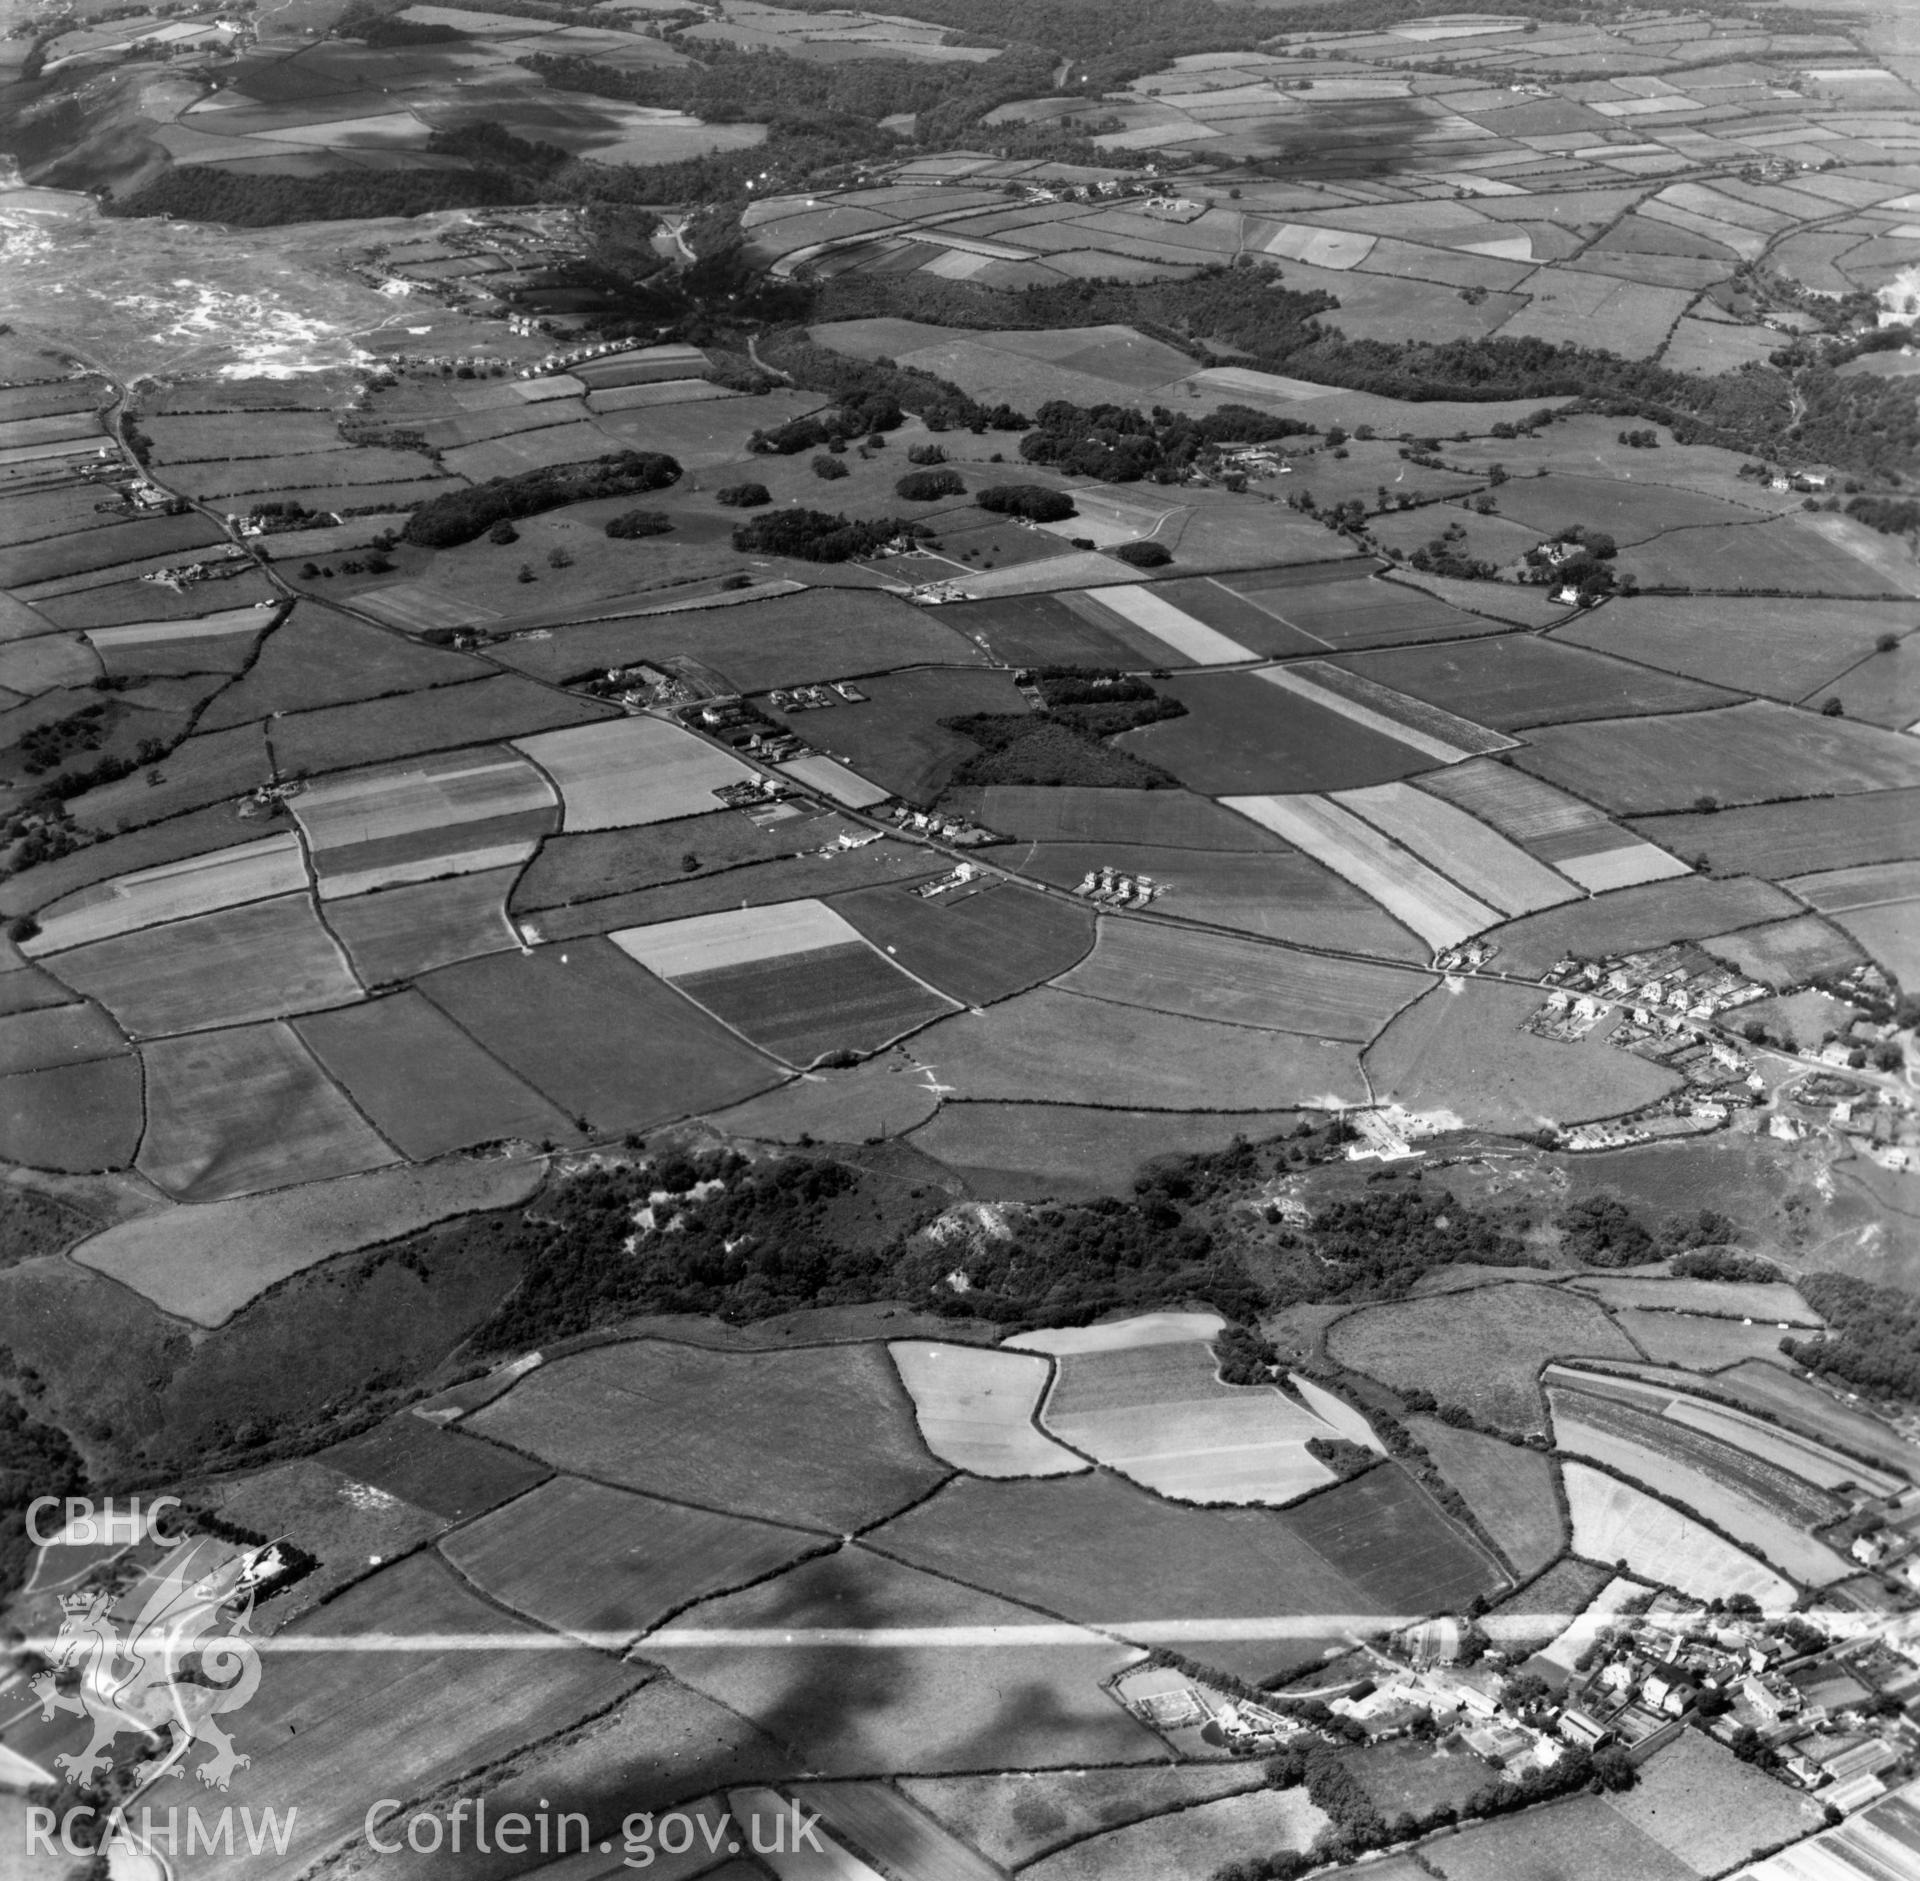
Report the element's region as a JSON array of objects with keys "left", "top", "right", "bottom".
[
  {"left": 605, "top": 510, "right": 671, "bottom": 538},
  {"left": 895, "top": 468, "right": 965, "bottom": 501},
  {"left": 730, "top": 508, "right": 924, "bottom": 563},
  {"left": 977, "top": 484, "right": 1076, "bottom": 523},
  {"left": 404, "top": 451, "right": 680, "bottom": 548}
]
